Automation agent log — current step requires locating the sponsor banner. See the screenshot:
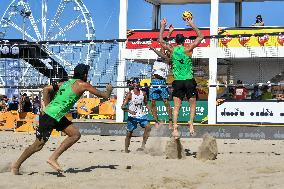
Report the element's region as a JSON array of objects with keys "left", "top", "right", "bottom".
[
  {"left": 126, "top": 29, "right": 210, "bottom": 49},
  {"left": 217, "top": 101, "right": 284, "bottom": 123},
  {"left": 219, "top": 28, "right": 284, "bottom": 47},
  {"left": 75, "top": 122, "right": 284, "bottom": 140},
  {"left": 126, "top": 28, "right": 284, "bottom": 49},
  {"left": 124, "top": 100, "right": 208, "bottom": 122}
]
